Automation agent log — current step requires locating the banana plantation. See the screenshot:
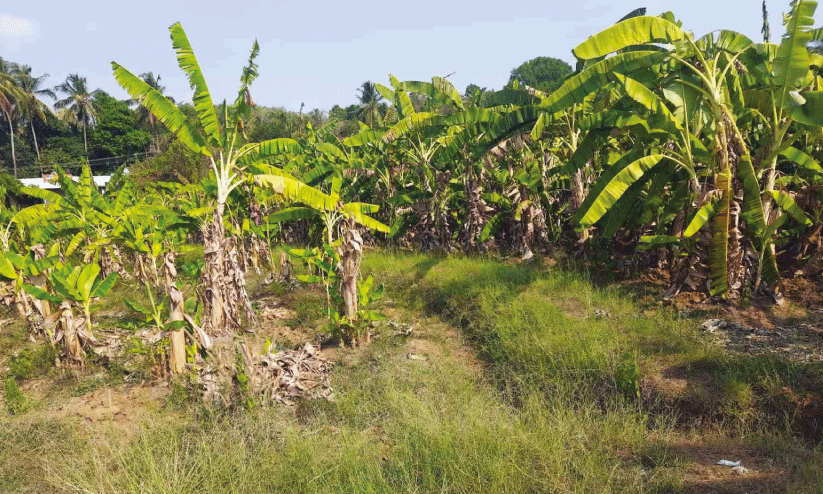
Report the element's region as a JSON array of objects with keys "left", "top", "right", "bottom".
[{"left": 3, "top": 3, "right": 823, "bottom": 493}]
